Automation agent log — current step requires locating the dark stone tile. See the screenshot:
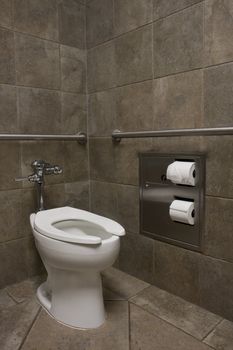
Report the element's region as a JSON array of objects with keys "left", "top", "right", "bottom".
[
  {"left": 130, "top": 304, "right": 213, "bottom": 350},
  {"left": 15, "top": 33, "right": 60, "bottom": 89},
  {"left": 87, "top": 41, "right": 116, "bottom": 93},
  {"left": 0, "top": 29, "right": 15, "bottom": 84},
  {"left": 204, "top": 319, "right": 233, "bottom": 350},
  {"left": 21, "top": 302, "right": 129, "bottom": 349},
  {"left": 116, "top": 184, "right": 139, "bottom": 234},
  {"left": 65, "top": 181, "right": 89, "bottom": 210},
  {"left": 204, "top": 63, "right": 233, "bottom": 127},
  {"left": 153, "top": 0, "right": 202, "bottom": 20},
  {"left": 0, "top": 289, "right": 16, "bottom": 309},
  {"left": 13, "top": 0, "right": 58, "bottom": 41},
  {"left": 90, "top": 181, "right": 118, "bottom": 221},
  {"left": 115, "top": 80, "right": 154, "bottom": 132},
  {"left": 0, "top": 142, "right": 21, "bottom": 191},
  {"left": 6, "top": 275, "right": 46, "bottom": 303},
  {"left": 61, "top": 45, "right": 86, "bottom": 93},
  {"left": 90, "top": 138, "right": 152, "bottom": 185},
  {"left": 88, "top": 90, "right": 116, "bottom": 136},
  {"left": 0, "top": 0, "right": 13, "bottom": 28},
  {"left": 44, "top": 183, "right": 66, "bottom": 209},
  {"left": 0, "top": 85, "right": 17, "bottom": 133},
  {"left": 25, "top": 237, "right": 44, "bottom": 278},
  {"left": 153, "top": 240, "right": 200, "bottom": 303},
  {"left": 199, "top": 255, "right": 233, "bottom": 321},
  {"left": 114, "top": 0, "right": 153, "bottom": 36},
  {"left": 205, "top": 197, "right": 233, "bottom": 263},
  {"left": 18, "top": 87, "right": 61, "bottom": 134},
  {"left": 20, "top": 141, "right": 64, "bottom": 187},
  {"left": 0, "top": 239, "right": 28, "bottom": 288},
  {"left": 86, "top": 0, "right": 114, "bottom": 48},
  {"left": 203, "top": 136, "right": 233, "bottom": 198},
  {"left": 154, "top": 135, "right": 204, "bottom": 154},
  {"left": 130, "top": 285, "right": 221, "bottom": 340},
  {"left": 61, "top": 92, "right": 87, "bottom": 134},
  {"left": 58, "top": 0, "right": 85, "bottom": 49},
  {"left": 0, "top": 189, "right": 26, "bottom": 243},
  {"left": 153, "top": 70, "right": 203, "bottom": 129},
  {"left": 103, "top": 288, "right": 124, "bottom": 301},
  {"left": 0, "top": 298, "right": 40, "bottom": 350},
  {"left": 20, "top": 188, "right": 37, "bottom": 236},
  {"left": 119, "top": 232, "right": 154, "bottom": 284},
  {"left": 115, "top": 25, "right": 152, "bottom": 86},
  {"left": 63, "top": 142, "right": 88, "bottom": 182},
  {"left": 153, "top": 4, "right": 204, "bottom": 78},
  {"left": 205, "top": 0, "right": 233, "bottom": 66},
  {"left": 102, "top": 267, "right": 149, "bottom": 299}
]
